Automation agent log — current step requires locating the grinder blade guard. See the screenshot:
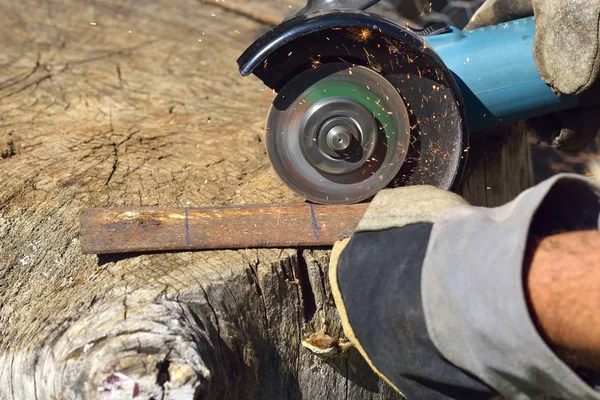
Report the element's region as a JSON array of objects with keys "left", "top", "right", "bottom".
[{"left": 237, "top": 1, "right": 580, "bottom": 204}]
